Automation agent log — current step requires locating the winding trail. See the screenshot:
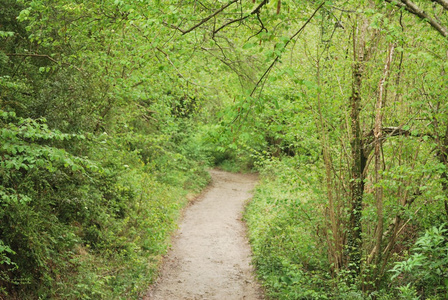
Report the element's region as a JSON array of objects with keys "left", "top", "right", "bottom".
[{"left": 145, "top": 169, "right": 264, "bottom": 300}]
